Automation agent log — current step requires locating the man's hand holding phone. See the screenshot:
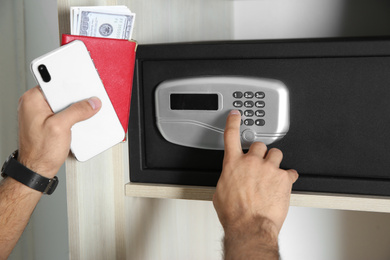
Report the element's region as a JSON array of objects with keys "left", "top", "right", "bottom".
[{"left": 18, "top": 87, "right": 101, "bottom": 178}]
